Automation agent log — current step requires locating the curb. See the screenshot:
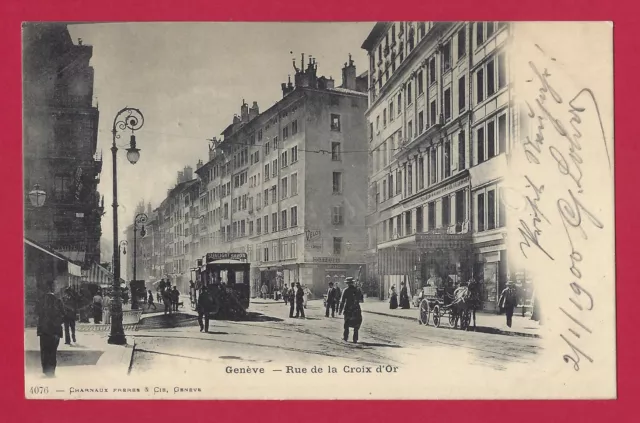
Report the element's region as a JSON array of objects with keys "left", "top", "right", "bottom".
[
  {"left": 127, "top": 337, "right": 136, "bottom": 375},
  {"left": 362, "top": 310, "right": 541, "bottom": 339}
]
